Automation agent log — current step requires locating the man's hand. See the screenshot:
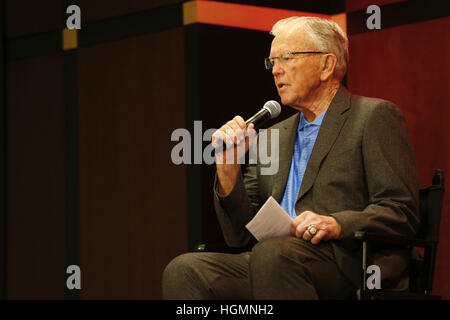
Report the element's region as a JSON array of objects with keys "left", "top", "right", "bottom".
[
  {"left": 212, "top": 116, "right": 256, "bottom": 197},
  {"left": 290, "top": 211, "right": 343, "bottom": 244}
]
